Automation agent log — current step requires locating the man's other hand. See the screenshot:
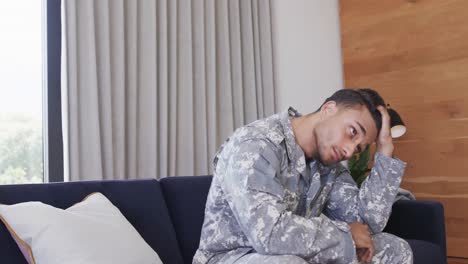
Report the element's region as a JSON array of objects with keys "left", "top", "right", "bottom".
[{"left": 349, "top": 222, "right": 374, "bottom": 263}]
